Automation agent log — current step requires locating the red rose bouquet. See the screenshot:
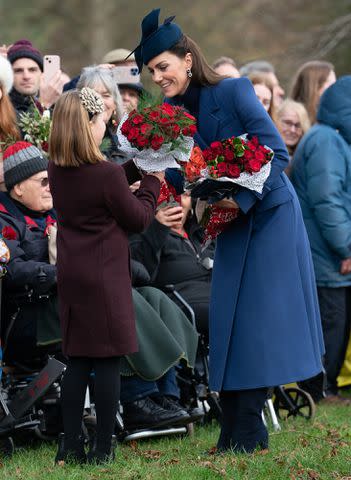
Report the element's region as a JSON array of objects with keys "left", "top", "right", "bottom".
[
  {"left": 183, "top": 135, "right": 273, "bottom": 246},
  {"left": 0, "top": 226, "right": 13, "bottom": 277},
  {"left": 117, "top": 102, "right": 197, "bottom": 172}
]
